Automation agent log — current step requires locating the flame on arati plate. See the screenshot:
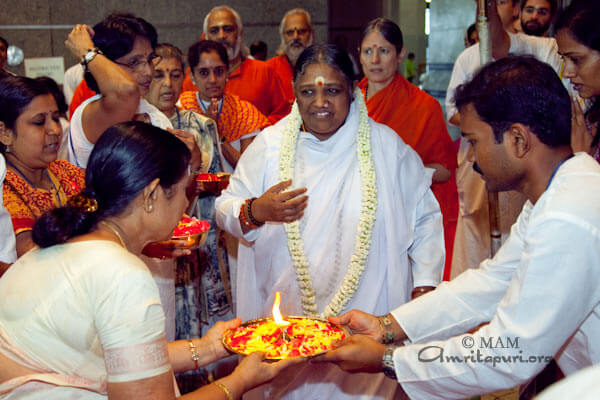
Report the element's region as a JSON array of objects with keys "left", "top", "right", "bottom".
[{"left": 272, "top": 292, "right": 290, "bottom": 326}]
